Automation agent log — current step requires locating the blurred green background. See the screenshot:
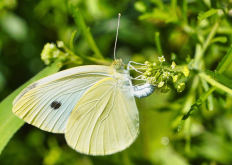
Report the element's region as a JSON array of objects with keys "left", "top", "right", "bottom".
[{"left": 1, "top": 0, "right": 232, "bottom": 165}]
